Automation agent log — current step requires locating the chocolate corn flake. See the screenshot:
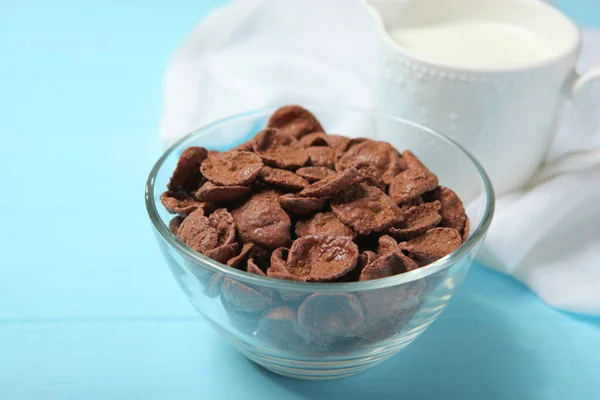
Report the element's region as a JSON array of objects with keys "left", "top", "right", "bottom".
[
  {"left": 351, "top": 162, "right": 388, "bottom": 191},
  {"left": 322, "top": 134, "right": 347, "bottom": 149},
  {"left": 204, "top": 242, "right": 239, "bottom": 264},
  {"left": 209, "top": 208, "right": 237, "bottom": 247},
  {"left": 336, "top": 140, "right": 404, "bottom": 185},
  {"left": 364, "top": 250, "right": 381, "bottom": 265},
  {"left": 265, "top": 249, "right": 308, "bottom": 286},
  {"left": 299, "top": 132, "right": 347, "bottom": 149},
  {"left": 299, "top": 132, "right": 329, "bottom": 147},
  {"left": 200, "top": 150, "right": 263, "bottom": 186},
  {"left": 167, "top": 146, "right": 208, "bottom": 191},
  {"left": 398, "top": 227, "right": 462, "bottom": 265},
  {"left": 356, "top": 287, "right": 421, "bottom": 341},
  {"left": 176, "top": 209, "right": 219, "bottom": 253},
  {"left": 338, "top": 250, "right": 380, "bottom": 282},
  {"left": 359, "top": 287, "right": 419, "bottom": 322},
  {"left": 286, "top": 236, "right": 359, "bottom": 282},
  {"left": 335, "top": 138, "right": 369, "bottom": 156},
  {"left": 246, "top": 257, "right": 267, "bottom": 276},
  {"left": 250, "top": 245, "right": 272, "bottom": 261},
  {"left": 220, "top": 297, "right": 261, "bottom": 333},
  {"left": 220, "top": 277, "right": 274, "bottom": 313},
  {"left": 257, "top": 306, "right": 310, "bottom": 351},
  {"left": 298, "top": 166, "right": 359, "bottom": 198},
  {"left": 231, "top": 190, "right": 291, "bottom": 250},
  {"left": 297, "top": 293, "right": 364, "bottom": 336},
  {"left": 305, "top": 146, "right": 336, "bottom": 168},
  {"left": 295, "top": 211, "right": 356, "bottom": 239},
  {"left": 227, "top": 243, "right": 256, "bottom": 270},
  {"left": 384, "top": 151, "right": 406, "bottom": 183},
  {"left": 377, "top": 235, "right": 400, "bottom": 256},
  {"left": 161, "top": 190, "right": 214, "bottom": 217},
  {"left": 267, "top": 105, "right": 324, "bottom": 139},
  {"left": 278, "top": 193, "right": 327, "bottom": 215},
  {"left": 427, "top": 186, "right": 468, "bottom": 235},
  {"left": 295, "top": 166, "right": 336, "bottom": 182},
  {"left": 358, "top": 250, "right": 419, "bottom": 281},
  {"left": 331, "top": 183, "right": 404, "bottom": 235},
  {"left": 258, "top": 166, "right": 309, "bottom": 190},
  {"left": 247, "top": 245, "right": 272, "bottom": 270},
  {"left": 388, "top": 201, "right": 442, "bottom": 241},
  {"left": 269, "top": 247, "right": 289, "bottom": 272},
  {"left": 399, "top": 195, "right": 424, "bottom": 211},
  {"left": 195, "top": 181, "right": 251, "bottom": 202},
  {"left": 244, "top": 246, "right": 273, "bottom": 276},
  {"left": 252, "top": 128, "right": 309, "bottom": 169},
  {"left": 203, "top": 272, "right": 223, "bottom": 298},
  {"left": 388, "top": 168, "right": 439, "bottom": 205},
  {"left": 176, "top": 208, "right": 236, "bottom": 256}
]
